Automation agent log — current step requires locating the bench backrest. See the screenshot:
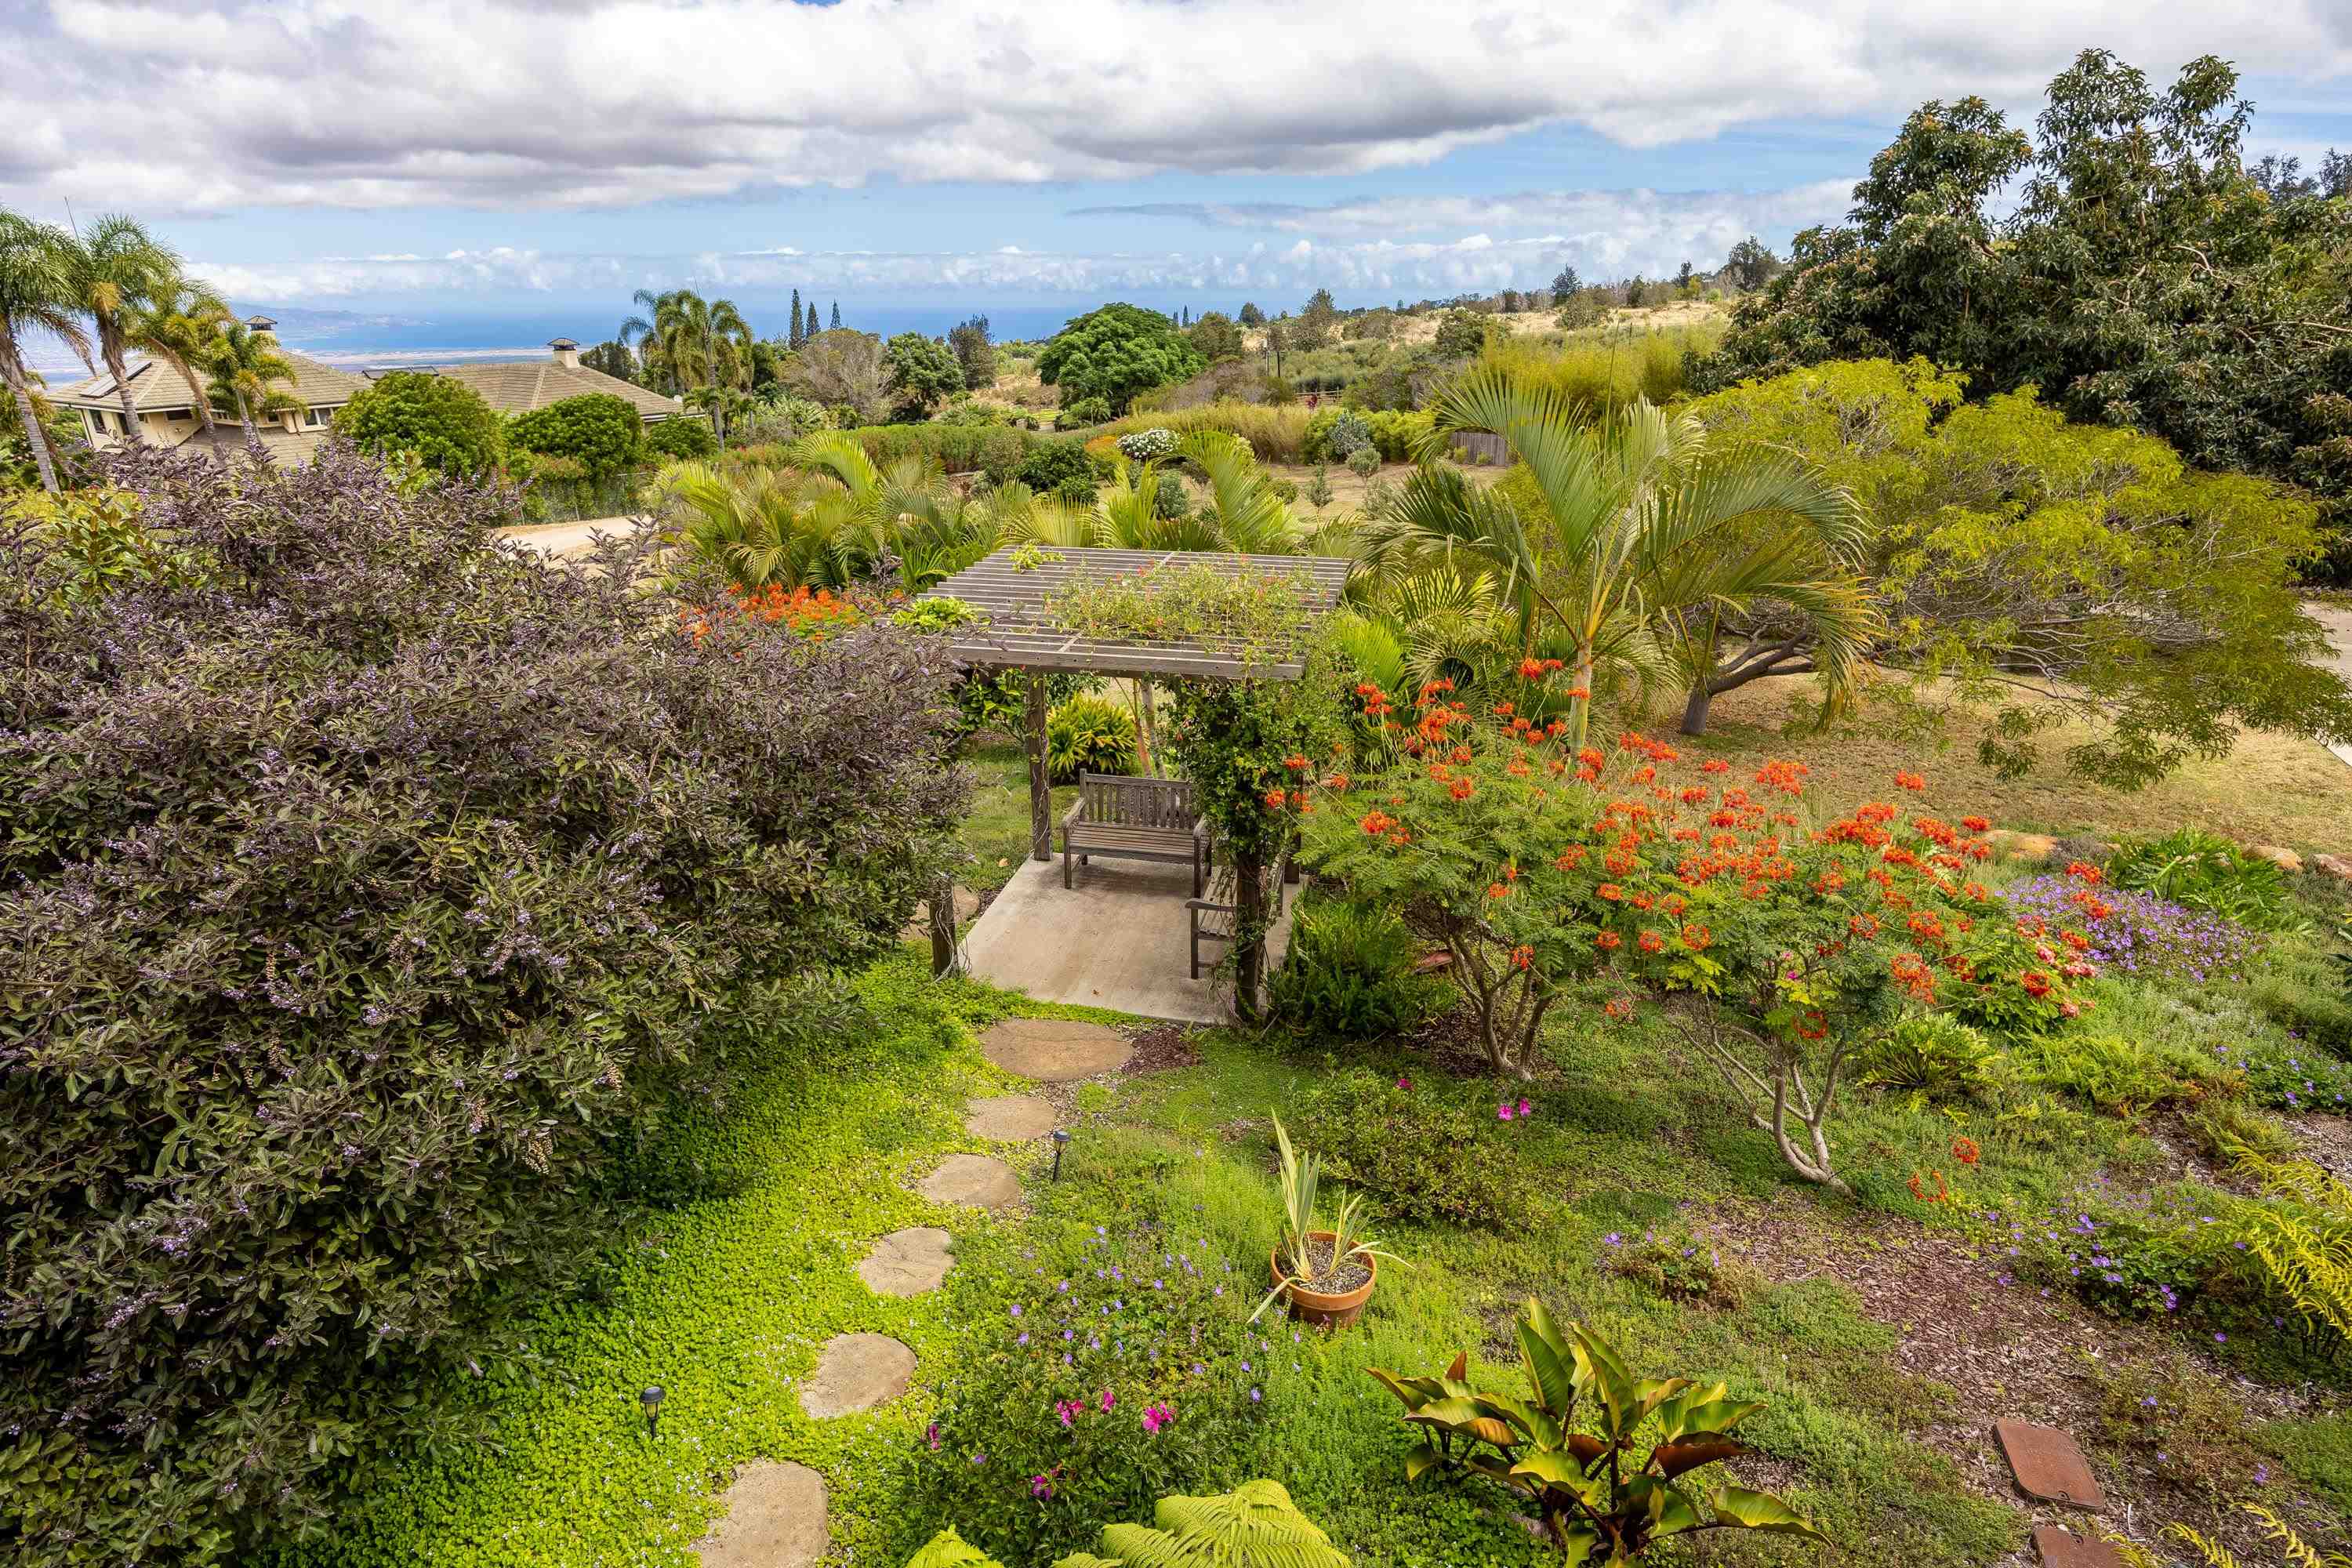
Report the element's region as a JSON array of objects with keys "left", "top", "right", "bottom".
[{"left": 1080, "top": 772, "right": 1195, "bottom": 829}]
